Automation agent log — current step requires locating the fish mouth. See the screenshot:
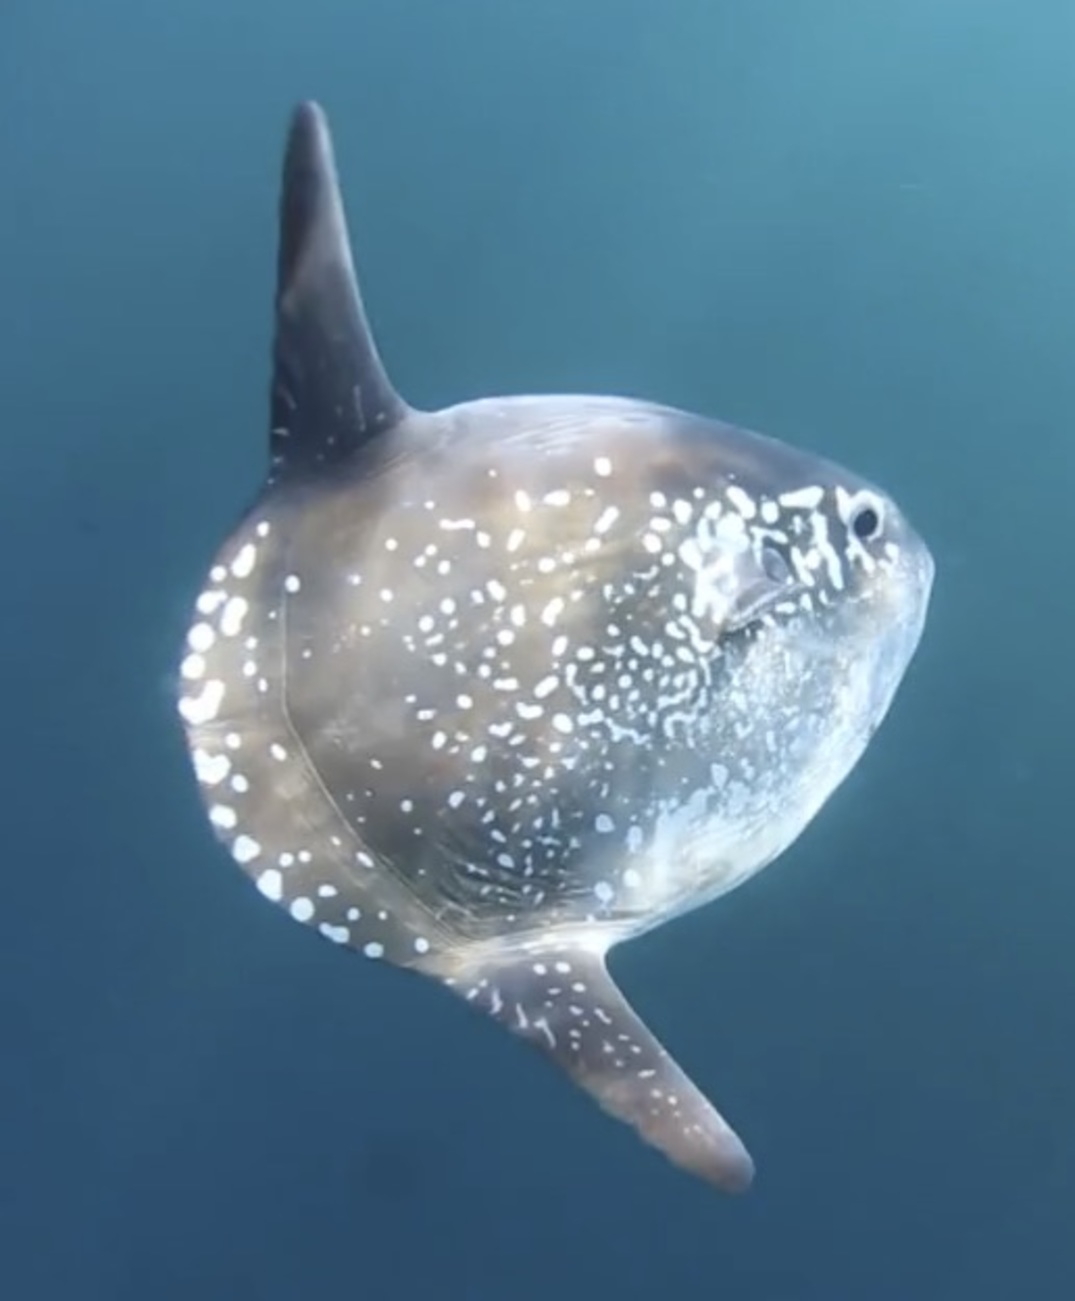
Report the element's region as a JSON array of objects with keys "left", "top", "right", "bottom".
[
  {"left": 866, "top": 540, "right": 935, "bottom": 725},
  {"left": 900, "top": 539, "right": 935, "bottom": 646}
]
